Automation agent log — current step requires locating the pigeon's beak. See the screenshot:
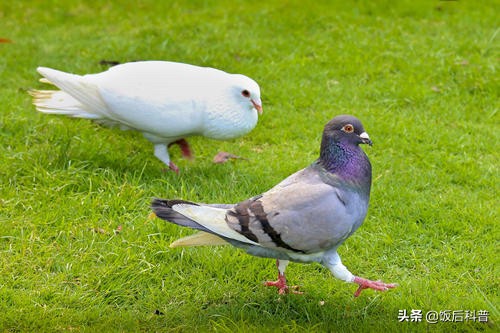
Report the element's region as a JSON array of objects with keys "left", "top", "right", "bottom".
[
  {"left": 251, "top": 98, "right": 263, "bottom": 115},
  {"left": 359, "top": 132, "right": 373, "bottom": 146}
]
